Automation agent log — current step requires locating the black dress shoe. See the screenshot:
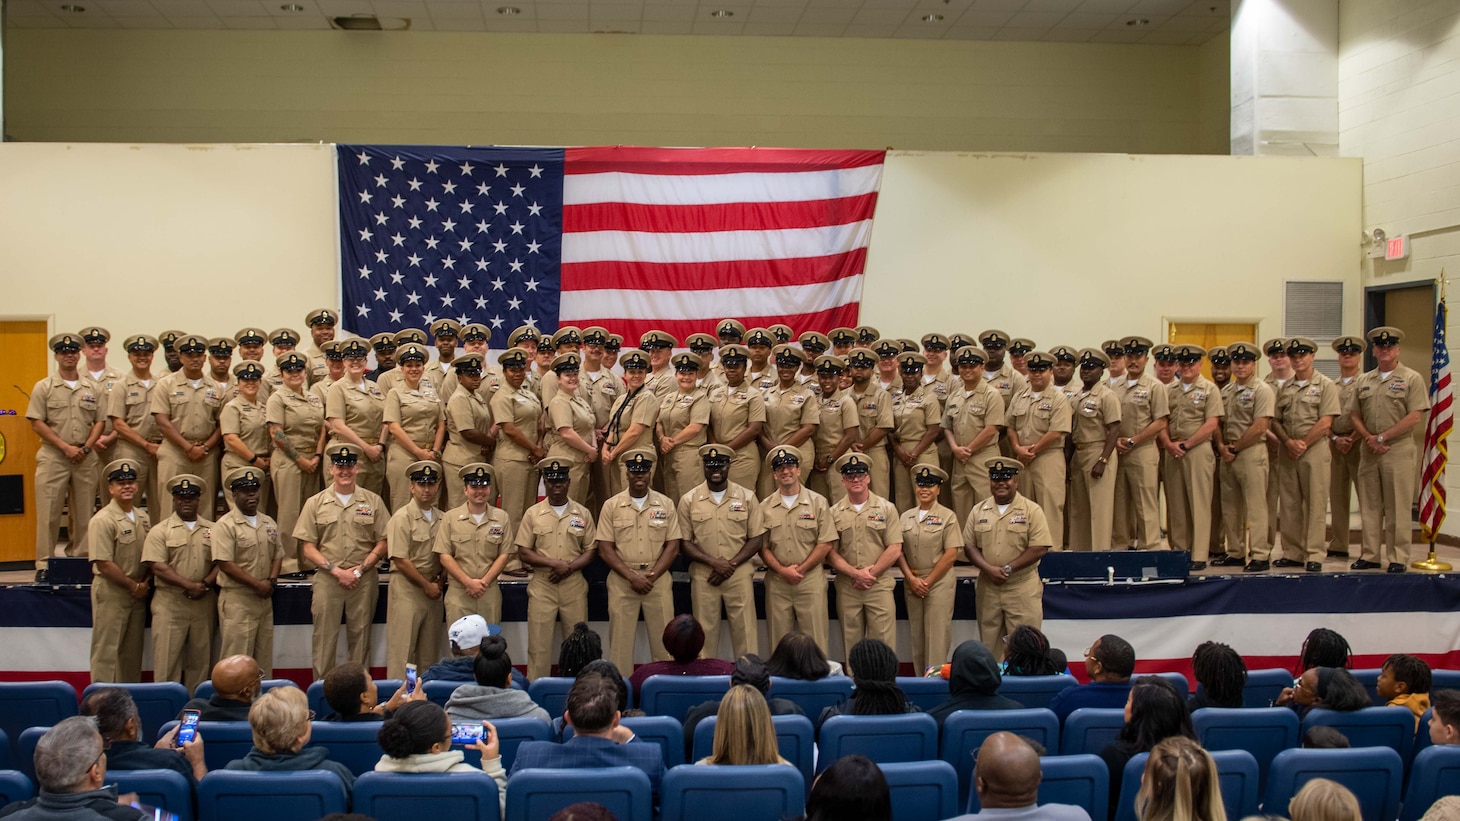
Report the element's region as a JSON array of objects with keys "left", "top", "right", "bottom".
[
  {"left": 1387, "top": 562, "right": 1406, "bottom": 574},
  {"left": 1272, "top": 558, "right": 1302, "bottom": 568},
  {"left": 1306, "top": 562, "right": 1323, "bottom": 572},
  {"left": 1189, "top": 561, "right": 1207, "bottom": 571},
  {"left": 1327, "top": 549, "right": 1349, "bottom": 559},
  {"left": 1244, "top": 560, "right": 1270, "bottom": 572},
  {"left": 1350, "top": 559, "right": 1382, "bottom": 570},
  {"left": 34, "top": 569, "right": 47, "bottom": 584},
  {"left": 1209, "top": 555, "right": 1241, "bottom": 567}
]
